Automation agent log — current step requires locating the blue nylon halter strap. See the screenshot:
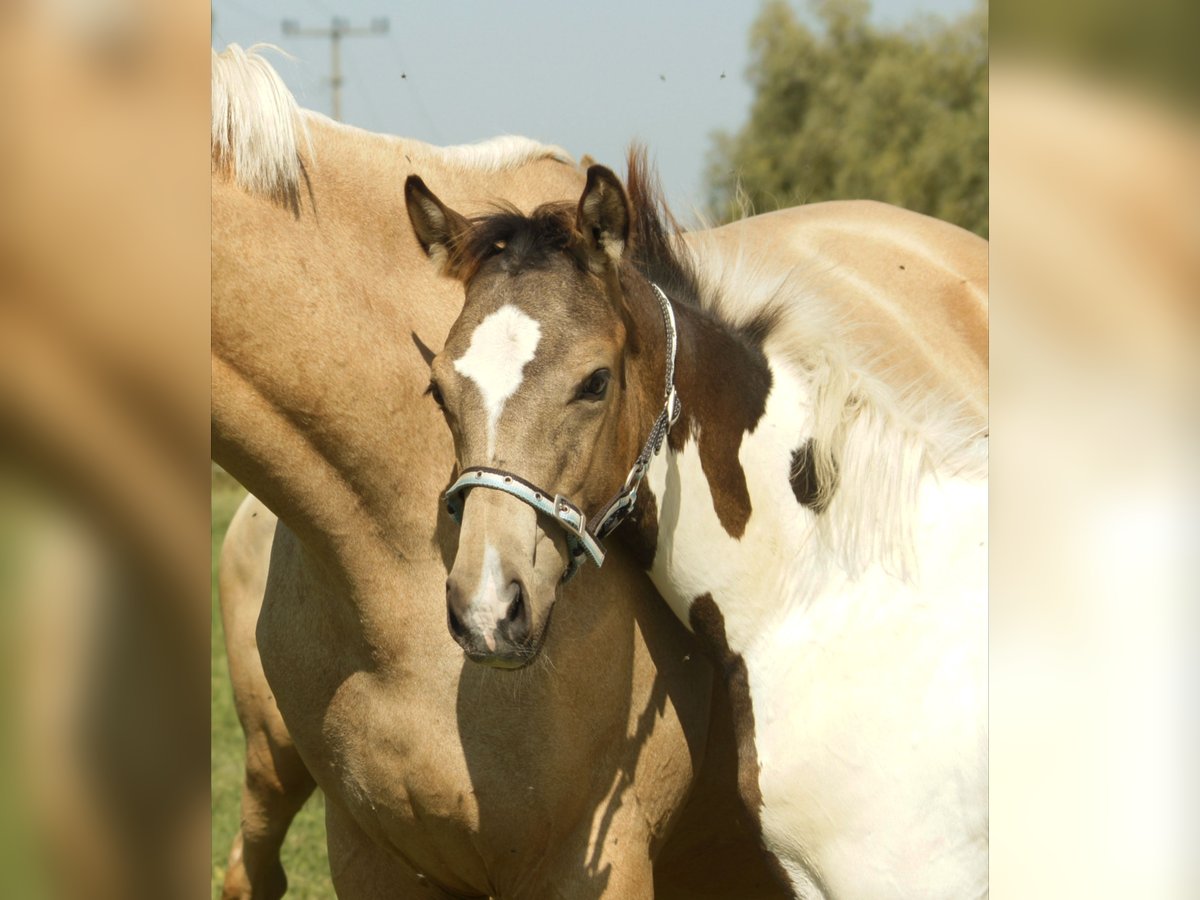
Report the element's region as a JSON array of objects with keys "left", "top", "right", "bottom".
[
  {"left": 443, "top": 468, "right": 606, "bottom": 580},
  {"left": 443, "top": 282, "right": 682, "bottom": 582}
]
